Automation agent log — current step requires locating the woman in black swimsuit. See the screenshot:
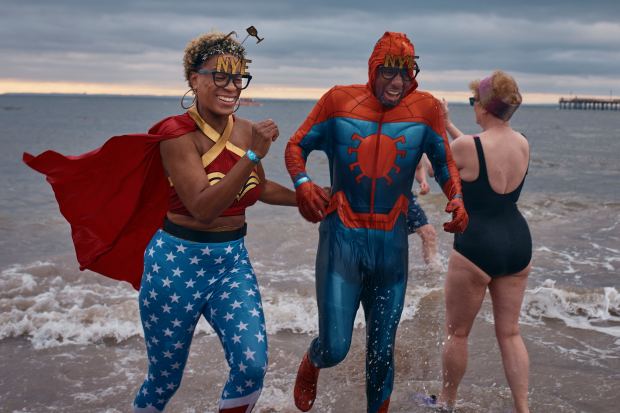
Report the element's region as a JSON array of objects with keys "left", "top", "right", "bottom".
[{"left": 437, "top": 71, "right": 531, "bottom": 413}]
